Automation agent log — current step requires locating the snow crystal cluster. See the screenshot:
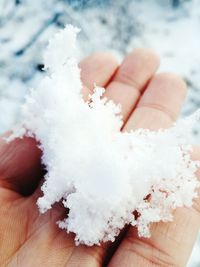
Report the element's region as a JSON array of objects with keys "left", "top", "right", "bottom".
[{"left": 10, "top": 25, "right": 200, "bottom": 246}]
